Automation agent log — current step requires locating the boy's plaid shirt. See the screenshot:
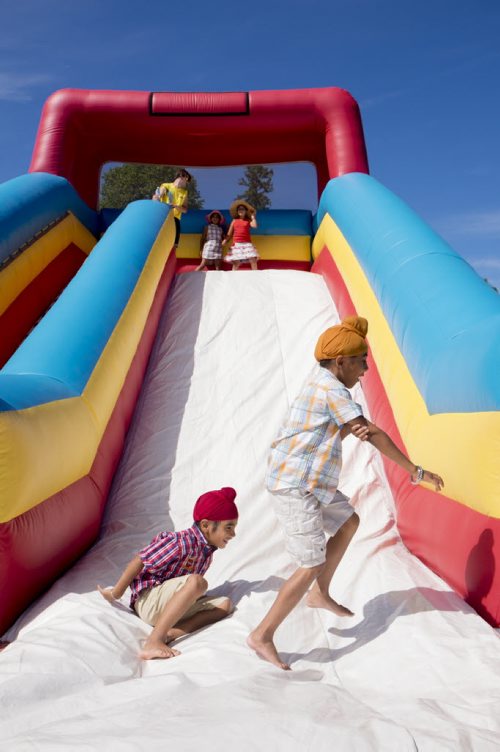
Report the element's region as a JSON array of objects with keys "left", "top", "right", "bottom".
[
  {"left": 130, "top": 524, "right": 215, "bottom": 606},
  {"left": 266, "top": 366, "right": 363, "bottom": 504}
]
